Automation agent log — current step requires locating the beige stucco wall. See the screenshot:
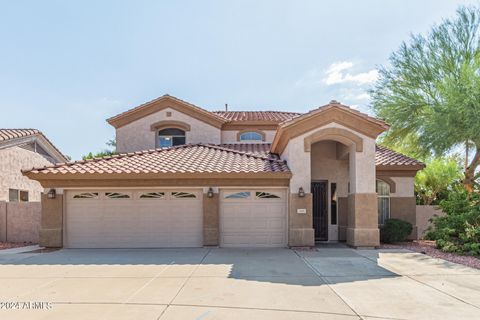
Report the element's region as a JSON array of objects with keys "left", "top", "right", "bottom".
[
  {"left": 0, "top": 146, "right": 51, "bottom": 202},
  {"left": 311, "top": 141, "right": 349, "bottom": 196},
  {"left": 203, "top": 193, "right": 219, "bottom": 246},
  {"left": 416, "top": 205, "right": 446, "bottom": 239},
  {"left": 281, "top": 122, "right": 376, "bottom": 193},
  {"left": 220, "top": 130, "right": 277, "bottom": 144},
  {"left": 116, "top": 107, "right": 222, "bottom": 153},
  {"left": 390, "top": 177, "right": 415, "bottom": 197},
  {"left": 289, "top": 193, "right": 314, "bottom": 246},
  {"left": 39, "top": 193, "right": 64, "bottom": 248},
  {"left": 0, "top": 201, "right": 40, "bottom": 243}
]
